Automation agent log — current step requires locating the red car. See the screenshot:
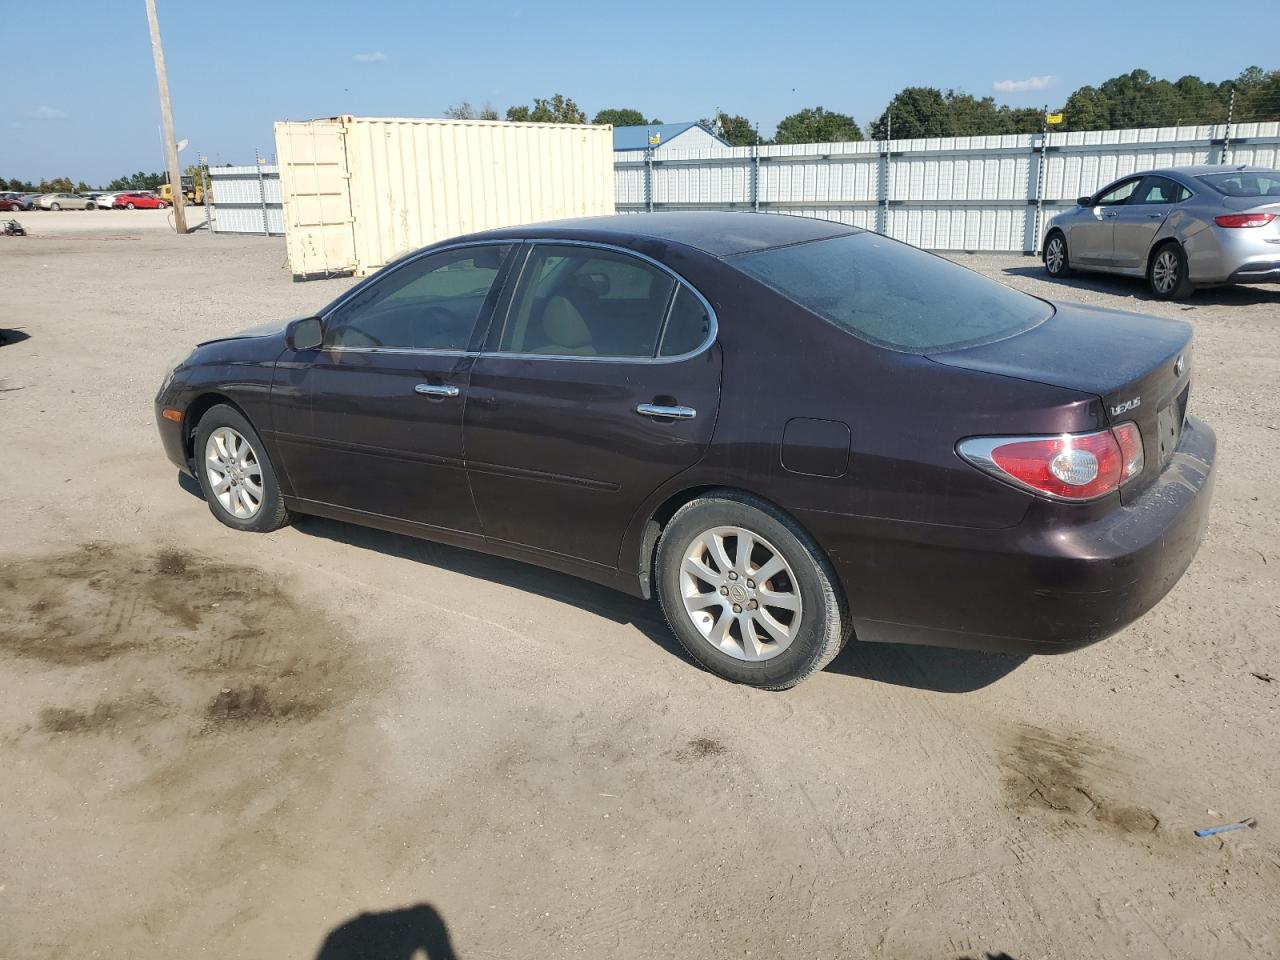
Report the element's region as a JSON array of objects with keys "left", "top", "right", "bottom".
[
  {"left": 113, "top": 193, "right": 169, "bottom": 210},
  {"left": 0, "top": 198, "right": 22, "bottom": 211}
]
